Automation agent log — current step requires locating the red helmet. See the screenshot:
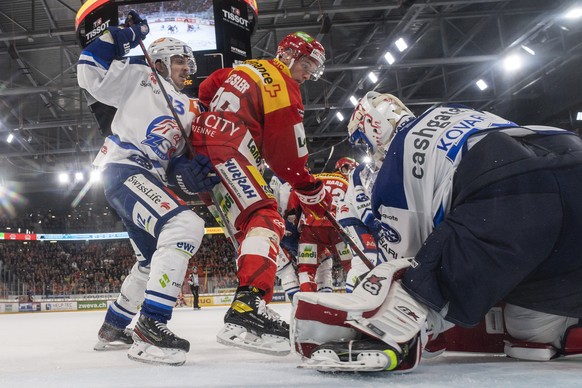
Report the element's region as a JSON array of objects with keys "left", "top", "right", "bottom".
[
  {"left": 276, "top": 32, "right": 325, "bottom": 80},
  {"left": 335, "top": 157, "right": 358, "bottom": 177}
]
